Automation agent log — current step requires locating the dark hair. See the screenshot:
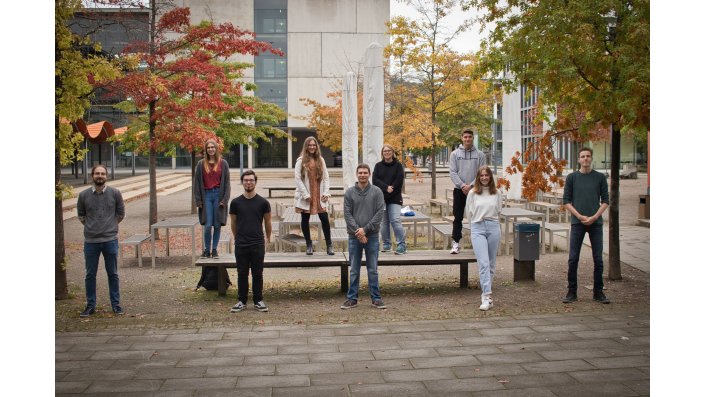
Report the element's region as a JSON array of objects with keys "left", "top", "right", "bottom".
[
  {"left": 473, "top": 166, "right": 498, "bottom": 195},
  {"left": 356, "top": 163, "right": 371, "bottom": 173},
  {"left": 91, "top": 164, "right": 107, "bottom": 176},
  {"left": 461, "top": 128, "right": 475, "bottom": 136},
  {"left": 578, "top": 147, "right": 593, "bottom": 156},
  {"left": 240, "top": 169, "right": 257, "bottom": 183}
]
